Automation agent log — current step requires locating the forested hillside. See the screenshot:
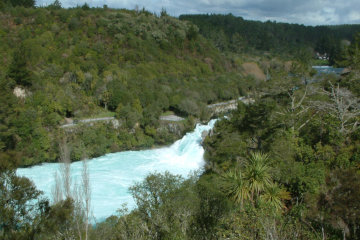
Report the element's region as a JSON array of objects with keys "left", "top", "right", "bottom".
[
  {"left": 0, "top": 6, "right": 250, "bottom": 167},
  {"left": 180, "top": 14, "right": 360, "bottom": 64}
]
